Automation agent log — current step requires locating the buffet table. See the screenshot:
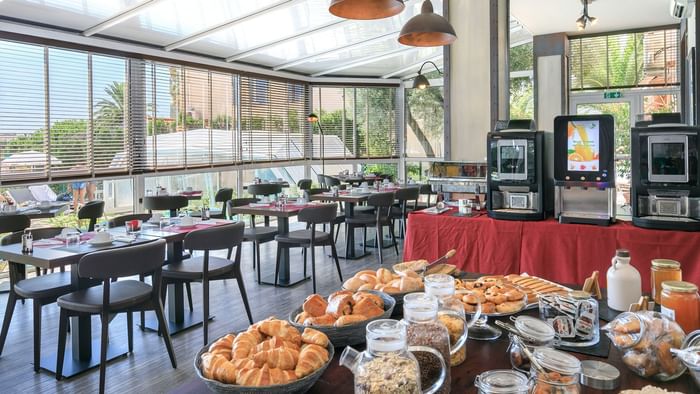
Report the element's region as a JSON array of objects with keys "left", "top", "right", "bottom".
[{"left": 403, "top": 210, "right": 700, "bottom": 291}]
